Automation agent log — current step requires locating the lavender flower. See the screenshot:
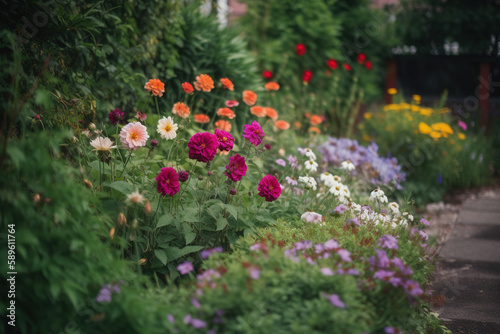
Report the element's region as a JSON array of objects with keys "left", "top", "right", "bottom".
[
  {"left": 333, "top": 204, "right": 349, "bottom": 214},
  {"left": 321, "top": 267, "right": 334, "bottom": 276},
  {"left": 177, "top": 261, "right": 193, "bottom": 275},
  {"left": 275, "top": 159, "right": 286, "bottom": 167},
  {"left": 326, "top": 294, "right": 346, "bottom": 308},
  {"left": 378, "top": 235, "right": 398, "bottom": 250}
]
